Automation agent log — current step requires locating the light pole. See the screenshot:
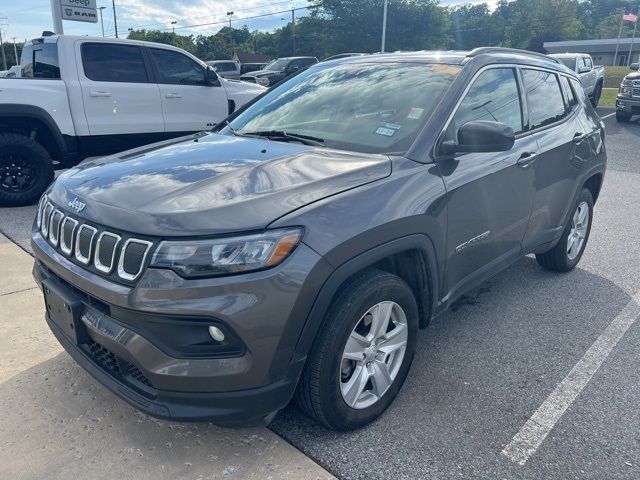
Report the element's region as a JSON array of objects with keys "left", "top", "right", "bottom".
[
  {"left": 381, "top": 0, "right": 388, "bottom": 53},
  {"left": 98, "top": 7, "right": 106, "bottom": 37},
  {"left": 0, "top": 23, "right": 7, "bottom": 71},
  {"left": 12, "top": 37, "right": 18, "bottom": 66},
  {"left": 291, "top": 7, "right": 296, "bottom": 56},
  {"left": 226, "top": 11, "right": 233, "bottom": 49},
  {"left": 112, "top": 0, "right": 118, "bottom": 38}
]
